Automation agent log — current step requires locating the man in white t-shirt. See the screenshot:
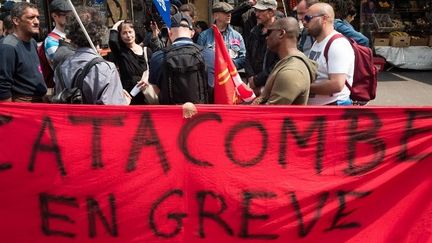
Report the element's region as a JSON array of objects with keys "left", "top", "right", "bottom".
[{"left": 302, "top": 2, "right": 354, "bottom": 106}]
